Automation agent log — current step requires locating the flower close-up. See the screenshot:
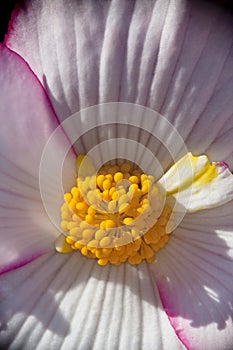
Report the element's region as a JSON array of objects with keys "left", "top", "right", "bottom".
[{"left": 0, "top": 1, "right": 233, "bottom": 350}]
